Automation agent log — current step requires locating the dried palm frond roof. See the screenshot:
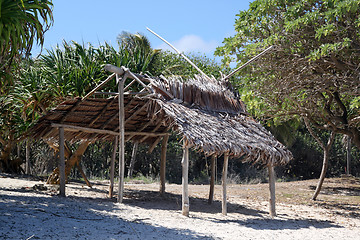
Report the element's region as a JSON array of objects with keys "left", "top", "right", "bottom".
[{"left": 29, "top": 68, "right": 292, "bottom": 166}]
